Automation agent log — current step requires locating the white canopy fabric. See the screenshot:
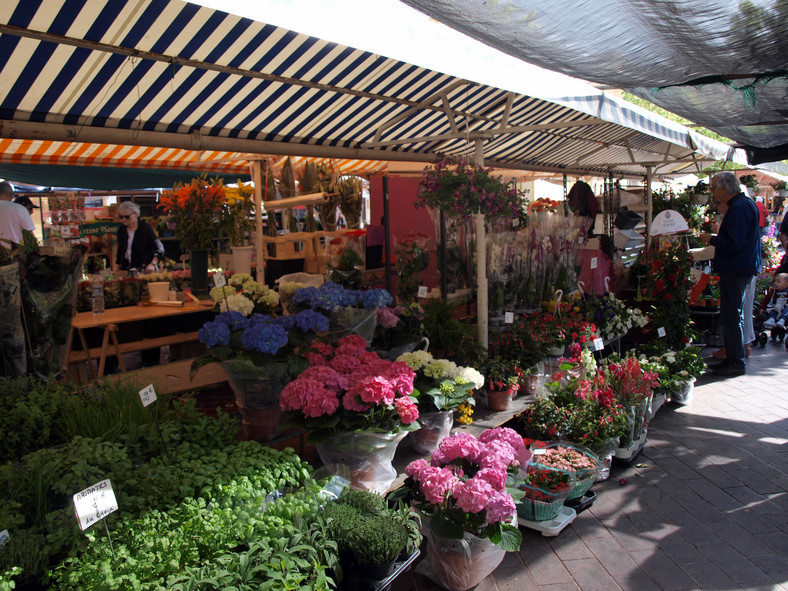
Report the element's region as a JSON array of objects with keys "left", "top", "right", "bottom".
[
  {"left": 0, "top": 0, "right": 747, "bottom": 189},
  {"left": 400, "top": 0, "right": 788, "bottom": 166}
]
